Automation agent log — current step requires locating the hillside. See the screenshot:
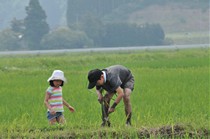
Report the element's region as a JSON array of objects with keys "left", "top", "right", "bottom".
[
  {"left": 126, "top": 2, "right": 209, "bottom": 44},
  {"left": 102, "top": 1, "right": 209, "bottom": 44},
  {"left": 127, "top": 3, "right": 209, "bottom": 33},
  {"left": 0, "top": 1, "right": 209, "bottom": 33},
  {"left": 0, "top": 0, "right": 209, "bottom": 45}
]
